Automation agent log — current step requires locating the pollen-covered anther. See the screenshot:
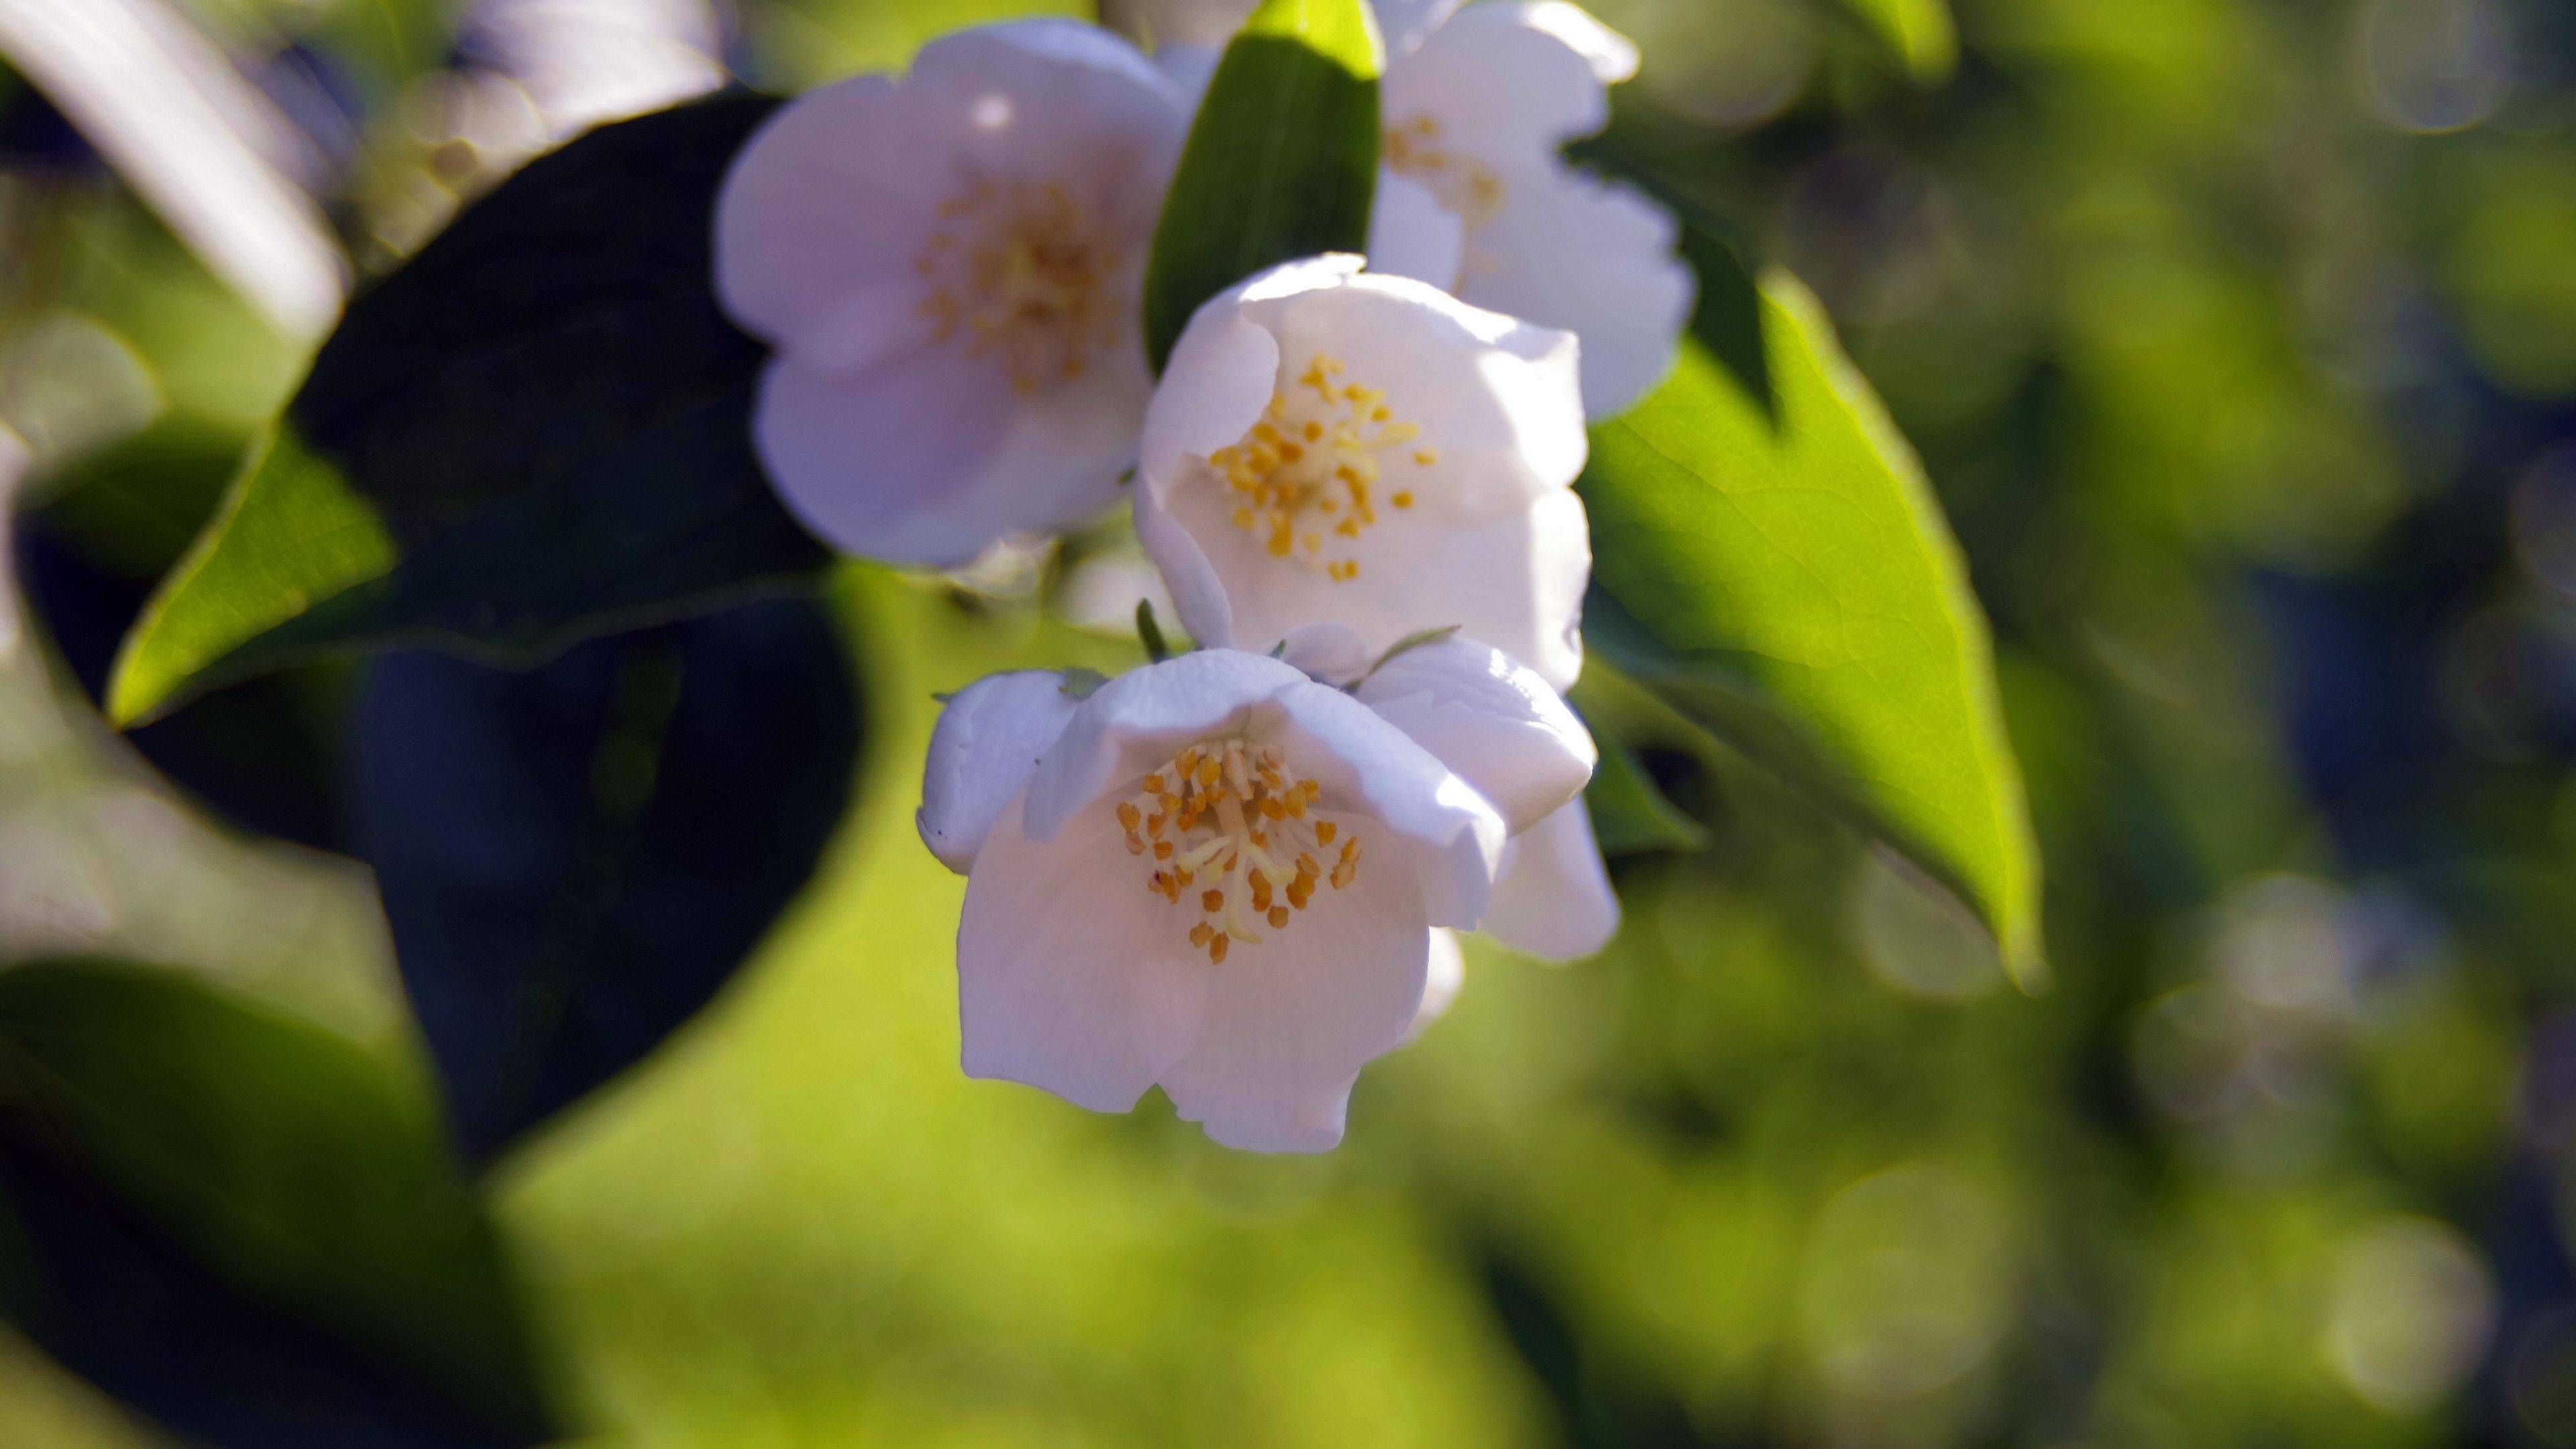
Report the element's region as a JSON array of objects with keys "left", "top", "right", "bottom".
[
  {"left": 913, "top": 175, "right": 1122, "bottom": 394},
  {"left": 1204, "top": 354, "right": 1437, "bottom": 583},
  {"left": 1120, "top": 737, "right": 1354, "bottom": 962}
]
